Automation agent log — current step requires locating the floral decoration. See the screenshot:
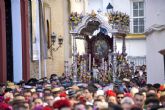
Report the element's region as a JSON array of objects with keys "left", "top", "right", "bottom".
[
  {"left": 108, "top": 11, "right": 130, "bottom": 26},
  {"left": 69, "top": 12, "right": 83, "bottom": 30}
]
